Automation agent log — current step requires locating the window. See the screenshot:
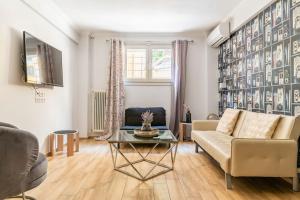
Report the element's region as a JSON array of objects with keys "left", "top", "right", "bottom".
[
  {"left": 125, "top": 44, "right": 172, "bottom": 82},
  {"left": 126, "top": 48, "right": 147, "bottom": 79}
]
